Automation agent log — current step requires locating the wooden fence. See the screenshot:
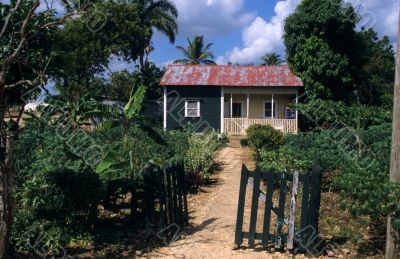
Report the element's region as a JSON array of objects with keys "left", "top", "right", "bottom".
[
  {"left": 224, "top": 118, "right": 298, "bottom": 135},
  {"left": 235, "top": 165, "right": 323, "bottom": 253},
  {"left": 143, "top": 161, "right": 189, "bottom": 230}
]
